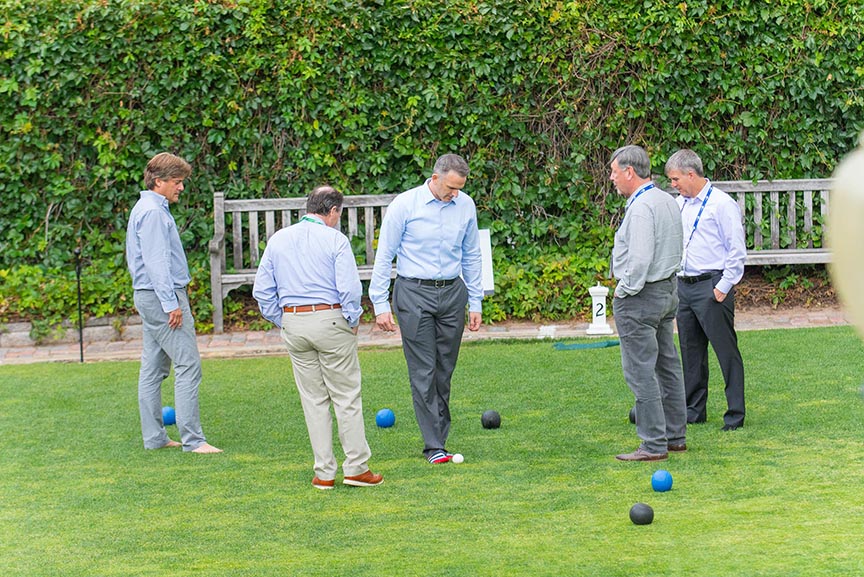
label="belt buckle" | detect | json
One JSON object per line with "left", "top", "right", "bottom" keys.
{"left": 434, "top": 279, "right": 446, "bottom": 288}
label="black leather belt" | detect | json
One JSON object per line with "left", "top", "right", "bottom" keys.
{"left": 399, "top": 276, "right": 458, "bottom": 288}
{"left": 678, "top": 271, "right": 721, "bottom": 284}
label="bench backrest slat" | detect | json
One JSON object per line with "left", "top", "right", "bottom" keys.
{"left": 248, "top": 211, "right": 260, "bottom": 267}
{"left": 232, "top": 212, "right": 243, "bottom": 270}
{"left": 364, "top": 206, "right": 375, "bottom": 264}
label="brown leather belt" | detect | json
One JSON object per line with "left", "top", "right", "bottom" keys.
{"left": 283, "top": 303, "right": 342, "bottom": 313}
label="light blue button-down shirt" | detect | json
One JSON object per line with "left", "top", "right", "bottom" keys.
{"left": 126, "top": 190, "right": 191, "bottom": 313}
{"left": 369, "top": 180, "right": 484, "bottom": 315}
{"left": 252, "top": 215, "right": 363, "bottom": 328}
{"left": 676, "top": 180, "right": 746, "bottom": 295}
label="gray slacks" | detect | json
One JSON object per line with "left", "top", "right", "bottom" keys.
{"left": 677, "top": 274, "right": 746, "bottom": 427}
{"left": 393, "top": 276, "right": 468, "bottom": 456}
{"left": 613, "top": 278, "right": 687, "bottom": 454}
{"left": 134, "top": 289, "right": 207, "bottom": 451}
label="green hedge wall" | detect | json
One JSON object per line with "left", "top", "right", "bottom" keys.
{"left": 1, "top": 0, "right": 862, "bottom": 328}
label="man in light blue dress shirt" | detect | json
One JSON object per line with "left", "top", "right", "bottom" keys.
{"left": 126, "top": 152, "right": 221, "bottom": 453}
{"left": 666, "top": 149, "right": 747, "bottom": 431}
{"left": 254, "top": 186, "right": 382, "bottom": 489}
{"left": 369, "top": 154, "right": 484, "bottom": 465}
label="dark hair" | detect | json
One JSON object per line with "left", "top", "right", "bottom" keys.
{"left": 433, "top": 153, "right": 470, "bottom": 178}
{"left": 610, "top": 145, "right": 651, "bottom": 179}
{"left": 306, "top": 185, "right": 343, "bottom": 216}
{"left": 144, "top": 152, "right": 192, "bottom": 190}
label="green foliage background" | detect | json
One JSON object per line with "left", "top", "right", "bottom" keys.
{"left": 1, "top": 0, "right": 862, "bottom": 330}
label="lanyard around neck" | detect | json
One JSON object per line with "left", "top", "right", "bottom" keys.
{"left": 626, "top": 183, "right": 655, "bottom": 209}
{"left": 300, "top": 215, "right": 324, "bottom": 225}
{"left": 682, "top": 186, "right": 713, "bottom": 248}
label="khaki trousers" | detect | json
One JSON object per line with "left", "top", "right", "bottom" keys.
{"left": 280, "top": 308, "right": 371, "bottom": 480}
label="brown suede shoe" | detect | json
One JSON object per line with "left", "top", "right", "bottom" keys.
{"left": 615, "top": 448, "right": 668, "bottom": 461}
{"left": 668, "top": 444, "right": 687, "bottom": 452}
{"left": 343, "top": 470, "right": 384, "bottom": 487}
{"left": 312, "top": 476, "right": 335, "bottom": 490}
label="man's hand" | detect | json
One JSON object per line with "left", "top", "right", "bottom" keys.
{"left": 468, "top": 312, "right": 482, "bottom": 332}
{"left": 713, "top": 288, "right": 727, "bottom": 303}
{"left": 167, "top": 308, "right": 183, "bottom": 329}
{"left": 376, "top": 312, "right": 397, "bottom": 332}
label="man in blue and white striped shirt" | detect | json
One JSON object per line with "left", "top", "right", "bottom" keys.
{"left": 126, "top": 152, "right": 221, "bottom": 454}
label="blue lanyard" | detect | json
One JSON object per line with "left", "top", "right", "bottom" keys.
{"left": 626, "top": 183, "right": 655, "bottom": 209}
{"left": 682, "top": 186, "right": 713, "bottom": 248}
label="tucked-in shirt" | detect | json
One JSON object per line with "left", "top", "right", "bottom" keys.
{"left": 252, "top": 215, "right": 362, "bottom": 328}
{"left": 368, "top": 180, "right": 484, "bottom": 315}
{"left": 676, "top": 180, "right": 746, "bottom": 295}
{"left": 612, "top": 184, "right": 683, "bottom": 298}
{"left": 126, "top": 190, "right": 191, "bottom": 313}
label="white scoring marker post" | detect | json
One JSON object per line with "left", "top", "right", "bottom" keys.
{"left": 587, "top": 283, "right": 614, "bottom": 335}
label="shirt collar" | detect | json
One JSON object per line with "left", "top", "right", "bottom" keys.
{"left": 423, "top": 179, "right": 458, "bottom": 205}
{"left": 142, "top": 189, "right": 169, "bottom": 208}
{"left": 693, "top": 179, "right": 712, "bottom": 202}
{"left": 301, "top": 214, "right": 326, "bottom": 225}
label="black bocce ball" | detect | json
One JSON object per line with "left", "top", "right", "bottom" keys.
{"left": 629, "top": 503, "right": 654, "bottom": 525}
{"left": 481, "top": 410, "right": 501, "bottom": 429}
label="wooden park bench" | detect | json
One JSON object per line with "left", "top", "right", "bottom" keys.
{"left": 209, "top": 178, "right": 830, "bottom": 333}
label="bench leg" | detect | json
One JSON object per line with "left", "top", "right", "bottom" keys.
{"left": 210, "top": 258, "right": 224, "bottom": 334}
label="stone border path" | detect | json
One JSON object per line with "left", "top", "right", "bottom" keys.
{"left": 0, "top": 306, "right": 851, "bottom": 366}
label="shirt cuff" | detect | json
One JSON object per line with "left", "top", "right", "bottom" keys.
{"left": 372, "top": 301, "right": 391, "bottom": 316}
{"left": 715, "top": 278, "right": 734, "bottom": 295}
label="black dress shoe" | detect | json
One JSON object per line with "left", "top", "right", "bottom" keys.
{"left": 721, "top": 423, "right": 742, "bottom": 431}
{"left": 687, "top": 417, "right": 706, "bottom": 424}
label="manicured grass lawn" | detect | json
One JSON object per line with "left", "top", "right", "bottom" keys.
{"left": 2, "top": 326, "right": 864, "bottom": 576}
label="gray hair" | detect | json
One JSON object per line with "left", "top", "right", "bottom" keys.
{"left": 433, "top": 154, "right": 470, "bottom": 178}
{"left": 610, "top": 145, "right": 651, "bottom": 179}
{"left": 665, "top": 149, "right": 704, "bottom": 177}
{"left": 306, "top": 185, "right": 343, "bottom": 216}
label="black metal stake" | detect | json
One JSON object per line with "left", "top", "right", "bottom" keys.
{"left": 74, "top": 248, "right": 83, "bottom": 363}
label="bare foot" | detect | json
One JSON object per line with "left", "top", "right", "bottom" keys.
{"left": 191, "top": 443, "right": 223, "bottom": 454}
{"left": 160, "top": 440, "right": 182, "bottom": 449}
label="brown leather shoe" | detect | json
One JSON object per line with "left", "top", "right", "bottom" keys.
{"left": 668, "top": 444, "right": 687, "bottom": 452}
{"left": 312, "top": 476, "right": 335, "bottom": 490}
{"left": 615, "top": 448, "right": 668, "bottom": 461}
{"left": 343, "top": 470, "right": 383, "bottom": 487}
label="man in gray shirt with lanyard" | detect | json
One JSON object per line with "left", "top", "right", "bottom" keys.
{"left": 609, "top": 145, "right": 687, "bottom": 461}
